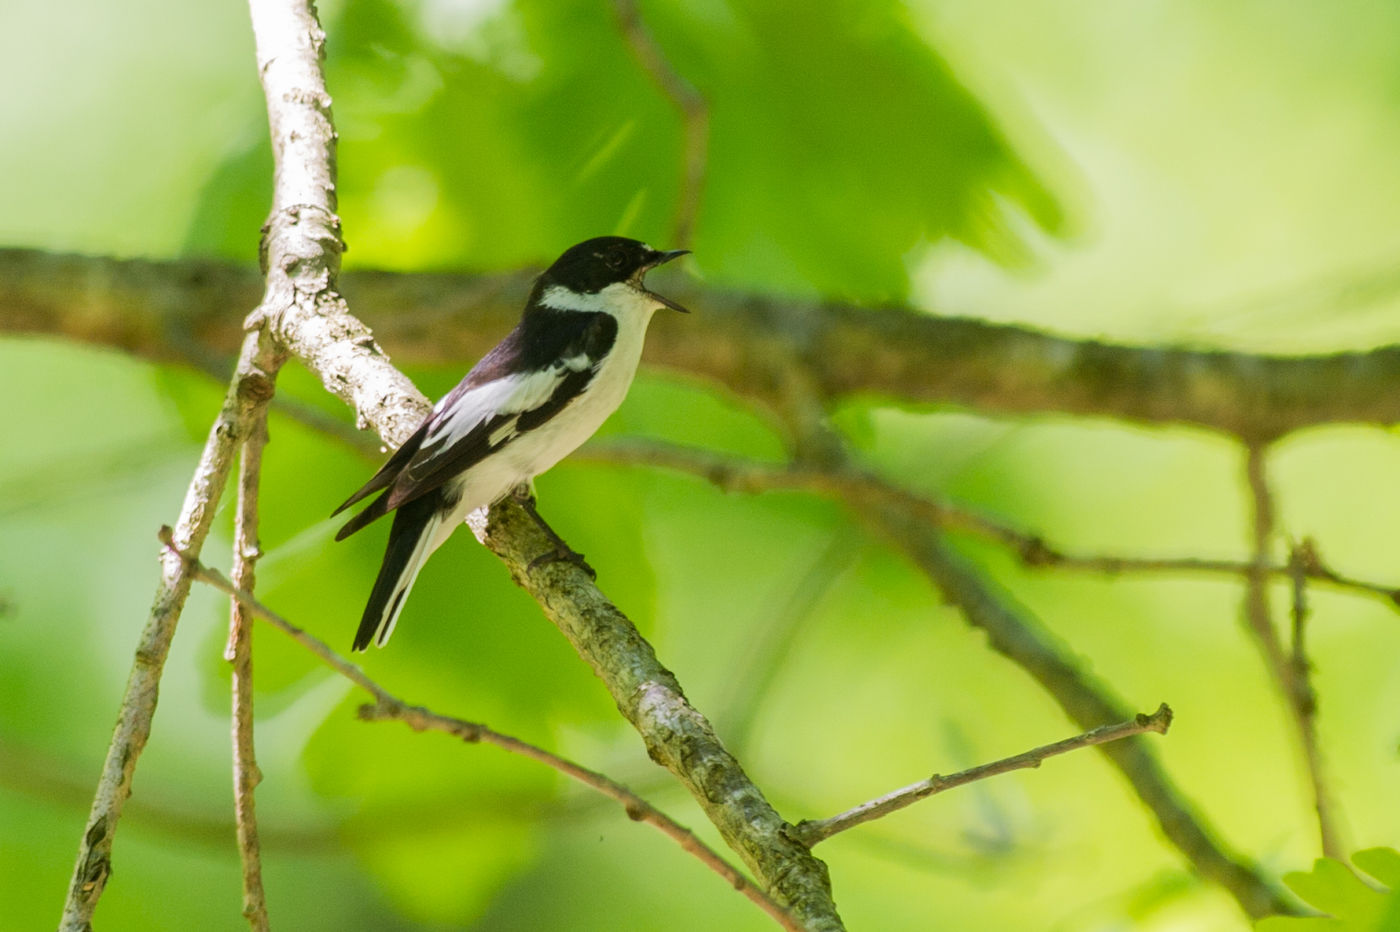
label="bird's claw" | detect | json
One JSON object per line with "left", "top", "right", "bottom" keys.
{"left": 527, "top": 545, "right": 596, "bottom": 579}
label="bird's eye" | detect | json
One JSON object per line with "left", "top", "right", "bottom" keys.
{"left": 605, "top": 249, "right": 627, "bottom": 271}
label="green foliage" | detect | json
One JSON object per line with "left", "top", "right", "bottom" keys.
{"left": 5, "top": 0, "right": 1400, "bottom": 930}
{"left": 186, "top": 0, "right": 1059, "bottom": 299}
{"left": 1257, "top": 849, "right": 1400, "bottom": 932}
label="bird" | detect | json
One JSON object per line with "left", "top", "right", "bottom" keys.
{"left": 332, "top": 236, "right": 689, "bottom": 652}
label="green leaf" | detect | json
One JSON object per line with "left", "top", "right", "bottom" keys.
{"left": 1258, "top": 850, "right": 1400, "bottom": 931}
{"left": 1354, "top": 848, "right": 1400, "bottom": 890}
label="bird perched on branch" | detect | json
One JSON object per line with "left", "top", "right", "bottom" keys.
{"left": 333, "top": 236, "right": 689, "bottom": 651}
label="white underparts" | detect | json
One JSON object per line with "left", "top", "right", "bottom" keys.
{"left": 428, "top": 282, "right": 661, "bottom": 555}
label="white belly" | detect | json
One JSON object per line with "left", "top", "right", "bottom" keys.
{"left": 430, "top": 296, "right": 656, "bottom": 551}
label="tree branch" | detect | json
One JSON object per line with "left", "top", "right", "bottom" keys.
{"left": 158, "top": 529, "right": 803, "bottom": 932}
{"left": 166, "top": 1, "right": 846, "bottom": 926}
{"left": 599, "top": 430, "right": 1294, "bottom": 918}
{"left": 11, "top": 249, "right": 1400, "bottom": 438}
{"left": 869, "top": 509, "right": 1294, "bottom": 917}
{"left": 225, "top": 409, "right": 271, "bottom": 930}
{"left": 58, "top": 329, "right": 283, "bottom": 930}
{"left": 582, "top": 439, "right": 1400, "bottom": 609}
{"left": 467, "top": 501, "right": 844, "bottom": 929}
{"left": 792, "top": 705, "right": 1174, "bottom": 847}
{"left": 59, "top": 0, "right": 340, "bottom": 922}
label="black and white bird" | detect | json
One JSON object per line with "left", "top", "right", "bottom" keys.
{"left": 332, "top": 236, "right": 689, "bottom": 651}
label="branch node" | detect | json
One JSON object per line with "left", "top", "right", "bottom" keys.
{"left": 1138, "top": 703, "right": 1174, "bottom": 734}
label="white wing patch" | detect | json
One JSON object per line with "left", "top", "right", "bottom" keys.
{"left": 488, "top": 416, "right": 520, "bottom": 447}
{"left": 424, "top": 367, "right": 571, "bottom": 453}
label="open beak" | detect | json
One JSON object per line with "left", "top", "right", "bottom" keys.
{"left": 639, "top": 248, "right": 691, "bottom": 313}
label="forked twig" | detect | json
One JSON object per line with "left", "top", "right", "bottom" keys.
{"left": 157, "top": 529, "right": 802, "bottom": 932}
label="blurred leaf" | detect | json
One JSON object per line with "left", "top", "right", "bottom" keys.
{"left": 185, "top": 0, "right": 1061, "bottom": 295}
{"left": 1354, "top": 848, "right": 1400, "bottom": 889}
{"left": 1257, "top": 851, "right": 1400, "bottom": 931}
{"left": 303, "top": 691, "right": 551, "bottom": 924}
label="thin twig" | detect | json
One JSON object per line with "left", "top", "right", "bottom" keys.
{"left": 1288, "top": 539, "right": 1342, "bottom": 859}
{"left": 358, "top": 705, "right": 802, "bottom": 932}
{"left": 582, "top": 438, "right": 1400, "bottom": 609}
{"left": 1242, "top": 445, "right": 1340, "bottom": 859}
{"left": 613, "top": 0, "right": 709, "bottom": 248}
{"left": 226, "top": 412, "right": 271, "bottom": 929}
{"left": 473, "top": 500, "right": 845, "bottom": 930}
{"left": 157, "top": 529, "right": 801, "bottom": 932}
{"left": 742, "top": 393, "right": 1293, "bottom": 919}
{"left": 58, "top": 332, "right": 282, "bottom": 931}
{"left": 793, "top": 705, "right": 1174, "bottom": 847}
{"left": 61, "top": 0, "right": 341, "bottom": 921}
{"left": 1242, "top": 443, "right": 1288, "bottom": 668}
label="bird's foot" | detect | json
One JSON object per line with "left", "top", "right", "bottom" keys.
{"left": 511, "top": 484, "right": 596, "bottom": 578}
{"left": 528, "top": 544, "right": 596, "bottom": 579}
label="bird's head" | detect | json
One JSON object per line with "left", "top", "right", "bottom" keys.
{"left": 537, "top": 236, "right": 690, "bottom": 315}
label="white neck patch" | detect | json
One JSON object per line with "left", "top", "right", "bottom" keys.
{"left": 540, "top": 281, "right": 663, "bottom": 318}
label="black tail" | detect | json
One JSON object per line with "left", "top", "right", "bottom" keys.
{"left": 353, "top": 494, "right": 442, "bottom": 651}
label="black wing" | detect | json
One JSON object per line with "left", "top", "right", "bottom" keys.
{"left": 332, "top": 310, "right": 617, "bottom": 539}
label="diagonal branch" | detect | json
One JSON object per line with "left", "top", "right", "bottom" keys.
{"left": 229, "top": 0, "right": 845, "bottom": 926}
{"left": 792, "top": 705, "right": 1174, "bottom": 847}
{"left": 159, "top": 529, "right": 803, "bottom": 932}
{"left": 468, "top": 501, "right": 844, "bottom": 929}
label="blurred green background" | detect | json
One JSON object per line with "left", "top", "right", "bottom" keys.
{"left": 4, "top": 0, "right": 1400, "bottom": 929}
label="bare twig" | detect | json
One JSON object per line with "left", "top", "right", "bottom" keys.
{"left": 60, "top": 0, "right": 341, "bottom": 921}
{"left": 865, "top": 501, "right": 1294, "bottom": 917}
{"left": 1242, "top": 443, "right": 1289, "bottom": 670}
{"left": 158, "top": 530, "right": 801, "bottom": 931}
{"left": 59, "top": 332, "right": 282, "bottom": 931}
{"left": 793, "top": 705, "right": 1174, "bottom": 847}
{"left": 1242, "top": 446, "right": 1340, "bottom": 859}
{"left": 1286, "top": 540, "right": 1341, "bottom": 857}
{"left": 613, "top": 0, "right": 709, "bottom": 248}
{"left": 697, "top": 382, "right": 1292, "bottom": 920}
{"left": 225, "top": 412, "right": 271, "bottom": 930}
{"left": 358, "top": 704, "right": 803, "bottom": 932}
{"left": 583, "top": 439, "right": 1400, "bottom": 609}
